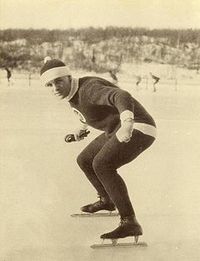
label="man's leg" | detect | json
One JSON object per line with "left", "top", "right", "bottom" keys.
{"left": 77, "top": 133, "right": 113, "bottom": 202}
{"left": 92, "top": 130, "right": 155, "bottom": 238}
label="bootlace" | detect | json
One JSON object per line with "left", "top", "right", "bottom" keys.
{"left": 96, "top": 194, "right": 113, "bottom": 206}
{"left": 93, "top": 195, "right": 104, "bottom": 207}
{"left": 119, "top": 216, "right": 135, "bottom": 226}
{"left": 119, "top": 217, "right": 126, "bottom": 226}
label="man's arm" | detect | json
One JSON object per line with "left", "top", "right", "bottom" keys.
{"left": 86, "top": 84, "right": 135, "bottom": 143}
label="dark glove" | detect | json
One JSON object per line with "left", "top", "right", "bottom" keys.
{"left": 65, "top": 130, "right": 90, "bottom": 143}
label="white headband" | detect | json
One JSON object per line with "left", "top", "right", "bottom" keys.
{"left": 40, "top": 66, "right": 69, "bottom": 85}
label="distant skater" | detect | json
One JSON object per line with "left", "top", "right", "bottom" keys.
{"left": 109, "top": 70, "right": 118, "bottom": 84}
{"left": 135, "top": 75, "right": 142, "bottom": 90}
{"left": 91, "top": 49, "right": 96, "bottom": 64}
{"left": 5, "top": 67, "right": 12, "bottom": 86}
{"left": 150, "top": 72, "right": 160, "bottom": 92}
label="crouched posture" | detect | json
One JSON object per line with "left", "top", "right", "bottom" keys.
{"left": 40, "top": 58, "right": 157, "bottom": 240}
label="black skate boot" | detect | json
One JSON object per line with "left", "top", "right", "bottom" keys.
{"left": 81, "top": 196, "right": 115, "bottom": 213}
{"left": 100, "top": 215, "right": 143, "bottom": 241}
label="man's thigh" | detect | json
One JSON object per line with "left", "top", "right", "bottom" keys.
{"left": 95, "top": 130, "right": 154, "bottom": 169}
{"left": 78, "top": 133, "right": 108, "bottom": 163}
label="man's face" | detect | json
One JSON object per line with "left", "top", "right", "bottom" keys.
{"left": 47, "top": 76, "right": 71, "bottom": 99}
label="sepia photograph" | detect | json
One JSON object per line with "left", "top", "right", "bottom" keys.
{"left": 0, "top": 0, "right": 200, "bottom": 260}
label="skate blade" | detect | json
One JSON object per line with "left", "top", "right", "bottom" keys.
{"left": 71, "top": 212, "right": 119, "bottom": 217}
{"left": 90, "top": 242, "right": 147, "bottom": 249}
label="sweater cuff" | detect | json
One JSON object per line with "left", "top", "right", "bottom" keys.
{"left": 120, "top": 110, "right": 134, "bottom": 122}
{"left": 79, "top": 122, "right": 88, "bottom": 130}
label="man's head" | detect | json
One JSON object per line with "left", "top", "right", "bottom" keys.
{"left": 40, "top": 57, "right": 71, "bottom": 99}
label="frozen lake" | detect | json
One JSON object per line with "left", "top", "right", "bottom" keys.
{"left": 0, "top": 76, "right": 200, "bottom": 261}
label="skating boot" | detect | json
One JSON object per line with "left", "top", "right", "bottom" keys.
{"left": 100, "top": 215, "right": 143, "bottom": 243}
{"left": 81, "top": 196, "right": 115, "bottom": 213}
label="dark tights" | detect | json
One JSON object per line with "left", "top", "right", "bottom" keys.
{"left": 77, "top": 130, "right": 155, "bottom": 218}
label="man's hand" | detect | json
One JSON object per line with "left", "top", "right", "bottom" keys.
{"left": 65, "top": 129, "right": 90, "bottom": 143}
{"left": 116, "top": 119, "right": 134, "bottom": 143}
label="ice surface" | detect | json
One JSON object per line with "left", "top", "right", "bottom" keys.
{"left": 0, "top": 75, "right": 200, "bottom": 261}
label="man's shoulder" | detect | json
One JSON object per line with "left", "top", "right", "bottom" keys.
{"left": 79, "top": 76, "right": 107, "bottom": 85}
{"left": 79, "top": 76, "right": 119, "bottom": 90}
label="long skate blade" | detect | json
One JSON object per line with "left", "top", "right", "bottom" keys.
{"left": 71, "top": 212, "right": 119, "bottom": 217}
{"left": 90, "top": 242, "right": 148, "bottom": 249}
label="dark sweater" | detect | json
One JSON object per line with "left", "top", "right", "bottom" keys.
{"left": 69, "top": 77, "right": 156, "bottom": 135}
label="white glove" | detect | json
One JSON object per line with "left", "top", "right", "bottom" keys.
{"left": 116, "top": 110, "right": 134, "bottom": 143}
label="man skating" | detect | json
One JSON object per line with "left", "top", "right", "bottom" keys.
{"left": 40, "top": 58, "right": 157, "bottom": 242}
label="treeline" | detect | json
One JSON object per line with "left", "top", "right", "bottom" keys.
{"left": 0, "top": 27, "right": 200, "bottom": 46}
{"left": 0, "top": 27, "right": 200, "bottom": 73}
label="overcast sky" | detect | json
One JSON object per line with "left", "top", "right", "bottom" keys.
{"left": 0, "top": 0, "right": 200, "bottom": 30}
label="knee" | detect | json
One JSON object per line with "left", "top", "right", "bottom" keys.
{"left": 77, "top": 153, "right": 91, "bottom": 171}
